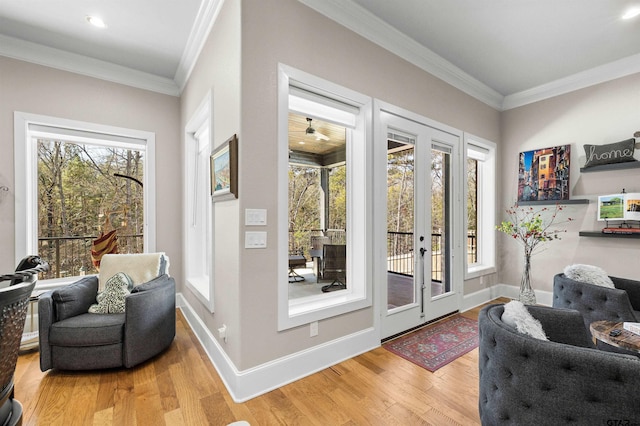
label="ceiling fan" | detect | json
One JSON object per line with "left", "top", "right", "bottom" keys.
{"left": 303, "top": 117, "right": 330, "bottom": 141}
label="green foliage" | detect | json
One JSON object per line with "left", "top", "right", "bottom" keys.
{"left": 496, "top": 203, "right": 572, "bottom": 257}
{"left": 37, "top": 139, "right": 144, "bottom": 277}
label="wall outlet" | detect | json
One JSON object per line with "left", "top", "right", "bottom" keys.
{"left": 218, "top": 324, "right": 227, "bottom": 343}
{"left": 310, "top": 321, "right": 318, "bottom": 337}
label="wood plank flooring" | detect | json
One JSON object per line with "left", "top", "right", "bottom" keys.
{"left": 14, "top": 299, "right": 508, "bottom": 425}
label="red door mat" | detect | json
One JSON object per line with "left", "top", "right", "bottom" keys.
{"left": 384, "top": 315, "right": 479, "bottom": 372}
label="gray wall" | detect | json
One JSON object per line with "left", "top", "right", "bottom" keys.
{"left": 0, "top": 55, "right": 181, "bottom": 278}
{"left": 235, "top": 0, "right": 499, "bottom": 370}
{"left": 500, "top": 73, "right": 640, "bottom": 292}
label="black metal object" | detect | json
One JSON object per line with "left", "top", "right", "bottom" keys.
{"left": 0, "top": 256, "right": 50, "bottom": 285}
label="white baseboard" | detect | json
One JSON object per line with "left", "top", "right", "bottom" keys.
{"left": 176, "top": 283, "right": 550, "bottom": 402}
{"left": 176, "top": 293, "right": 380, "bottom": 402}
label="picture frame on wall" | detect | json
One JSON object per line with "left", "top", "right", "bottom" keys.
{"left": 517, "top": 144, "right": 571, "bottom": 202}
{"left": 211, "top": 134, "right": 238, "bottom": 201}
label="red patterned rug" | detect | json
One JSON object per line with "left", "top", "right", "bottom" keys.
{"left": 383, "top": 315, "right": 479, "bottom": 372}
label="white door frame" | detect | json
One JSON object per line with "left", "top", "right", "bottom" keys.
{"left": 373, "top": 101, "right": 464, "bottom": 339}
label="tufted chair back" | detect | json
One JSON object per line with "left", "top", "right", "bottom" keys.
{"left": 553, "top": 273, "right": 640, "bottom": 331}
{"left": 479, "top": 304, "right": 640, "bottom": 425}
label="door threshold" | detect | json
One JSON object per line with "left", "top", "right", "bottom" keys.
{"left": 381, "top": 310, "right": 459, "bottom": 343}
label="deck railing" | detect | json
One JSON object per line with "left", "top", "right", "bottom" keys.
{"left": 386, "top": 231, "right": 477, "bottom": 281}
{"left": 290, "top": 229, "right": 477, "bottom": 282}
{"left": 37, "top": 234, "right": 143, "bottom": 279}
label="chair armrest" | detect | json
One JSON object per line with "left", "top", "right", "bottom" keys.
{"left": 612, "top": 276, "right": 640, "bottom": 312}
{"left": 38, "top": 290, "right": 55, "bottom": 371}
{"left": 51, "top": 276, "right": 99, "bottom": 321}
{"left": 123, "top": 275, "right": 176, "bottom": 368}
{"left": 527, "top": 305, "right": 594, "bottom": 348}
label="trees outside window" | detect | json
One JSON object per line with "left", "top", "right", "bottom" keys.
{"left": 37, "top": 139, "right": 144, "bottom": 279}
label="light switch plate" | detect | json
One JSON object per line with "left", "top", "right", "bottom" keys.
{"left": 245, "top": 231, "right": 267, "bottom": 248}
{"left": 245, "top": 208, "right": 267, "bottom": 226}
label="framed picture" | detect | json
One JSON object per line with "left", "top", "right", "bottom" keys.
{"left": 210, "top": 134, "right": 238, "bottom": 201}
{"left": 517, "top": 144, "right": 571, "bottom": 202}
{"left": 598, "top": 193, "right": 640, "bottom": 221}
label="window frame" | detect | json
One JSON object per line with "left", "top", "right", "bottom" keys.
{"left": 277, "top": 64, "right": 373, "bottom": 331}
{"left": 183, "top": 92, "right": 215, "bottom": 312}
{"left": 14, "top": 112, "right": 156, "bottom": 290}
{"left": 464, "top": 133, "right": 497, "bottom": 279}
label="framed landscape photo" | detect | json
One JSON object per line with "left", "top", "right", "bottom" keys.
{"left": 598, "top": 193, "right": 640, "bottom": 221}
{"left": 210, "top": 134, "right": 238, "bottom": 201}
{"left": 517, "top": 144, "right": 571, "bottom": 202}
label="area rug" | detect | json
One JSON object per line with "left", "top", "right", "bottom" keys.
{"left": 383, "top": 315, "right": 479, "bottom": 372}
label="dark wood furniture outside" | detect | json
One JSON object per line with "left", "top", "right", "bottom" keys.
{"left": 288, "top": 255, "right": 307, "bottom": 282}
{"left": 590, "top": 320, "right": 640, "bottom": 353}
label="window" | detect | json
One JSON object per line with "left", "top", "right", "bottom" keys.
{"left": 184, "top": 92, "right": 214, "bottom": 312}
{"left": 278, "top": 64, "right": 372, "bottom": 330}
{"left": 465, "top": 134, "right": 496, "bottom": 278}
{"left": 14, "top": 112, "right": 156, "bottom": 288}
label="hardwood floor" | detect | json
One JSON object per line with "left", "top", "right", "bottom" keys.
{"left": 14, "top": 299, "right": 508, "bottom": 425}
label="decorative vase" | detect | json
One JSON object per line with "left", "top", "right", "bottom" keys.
{"left": 518, "top": 253, "right": 536, "bottom": 305}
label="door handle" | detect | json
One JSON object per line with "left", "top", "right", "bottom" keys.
{"left": 420, "top": 247, "right": 426, "bottom": 257}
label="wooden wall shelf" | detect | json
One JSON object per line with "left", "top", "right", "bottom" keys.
{"left": 518, "top": 199, "right": 589, "bottom": 206}
{"left": 579, "top": 231, "right": 640, "bottom": 239}
{"left": 580, "top": 161, "right": 640, "bottom": 173}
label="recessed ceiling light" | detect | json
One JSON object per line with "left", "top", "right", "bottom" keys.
{"left": 86, "top": 15, "right": 107, "bottom": 28}
{"left": 622, "top": 7, "right": 640, "bottom": 19}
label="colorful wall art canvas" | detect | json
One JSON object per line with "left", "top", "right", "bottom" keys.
{"left": 518, "top": 145, "right": 571, "bottom": 202}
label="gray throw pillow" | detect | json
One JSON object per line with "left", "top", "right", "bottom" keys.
{"left": 583, "top": 138, "right": 636, "bottom": 168}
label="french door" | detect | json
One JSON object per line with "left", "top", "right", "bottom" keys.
{"left": 379, "top": 110, "right": 460, "bottom": 339}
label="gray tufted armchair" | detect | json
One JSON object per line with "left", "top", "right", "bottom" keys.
{"left": 479, "top": 303, "right": 640, "bottom": 425}
{"left": 553, "top": 273, "right": 640, "bottom": 328}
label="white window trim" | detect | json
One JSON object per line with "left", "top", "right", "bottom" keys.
{"left": 277, "top": 64, "right": 373, "bottom": 331}
{"left": 183, "top": 91, "right": 215, "bottom": 312}
{"left": 14, "top": 112, "right": 156, "bottom": 289}
{"left": 464, "top": 133, "right": 497, "bottom": 279}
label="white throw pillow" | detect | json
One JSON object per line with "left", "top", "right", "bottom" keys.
{"left": 502, "top": 300, "right": 548, "bottom": 340}
{"left": 563, "top": 264, "right": 614, "bottom": 288}
{"left": 89, "top": 272, "right": 132, "bottom": 314}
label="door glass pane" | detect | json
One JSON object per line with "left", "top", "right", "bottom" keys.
{"left": 386, "top": 140, "right": 415, "bottom": 310}
{"left": 467, "top": 158, "right": 478, "bottom": 265}
{"left": 431, "top": 147, "right": 451, "bottom": 297}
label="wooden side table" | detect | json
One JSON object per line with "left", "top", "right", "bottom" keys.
{"left": 590, "top": 320, "right": 640, "bottom": 353}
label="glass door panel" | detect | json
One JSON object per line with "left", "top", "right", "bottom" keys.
{"left": 386, "top": 141, "right": 415, "bottom": 311}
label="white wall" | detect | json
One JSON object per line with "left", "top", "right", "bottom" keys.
{"left": 500, "top": 73, "right": 640, "bottom": 292}
{"left": 0, "top": 56, "right": 181, "bottom": 277}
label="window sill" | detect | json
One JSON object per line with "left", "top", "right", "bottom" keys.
{"left": 466, "top": 265, "right": 496, "bottom": 280}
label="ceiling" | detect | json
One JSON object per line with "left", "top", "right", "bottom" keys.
{"left": 1, "top": 0, "right": 640, "bottom": 109}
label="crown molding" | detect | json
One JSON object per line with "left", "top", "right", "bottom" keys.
{"left": 298, "top": 0, "right": 640, "bottom": 112}
{"left": 174, "top": 0, "right": 225, "bottom": 93}
{"left": 0, "top": 34, "right": 180, "bottom": 96}
{"left": 297, "top": 0, "right": 504, "bottom": 110}
{"left": 502, "top": 52, "right": 640, "bottom": 110}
